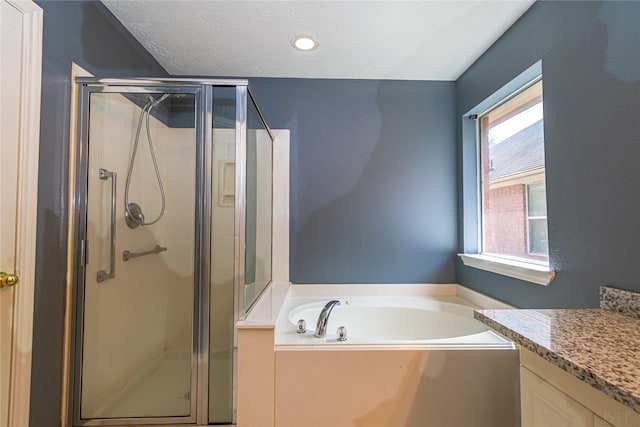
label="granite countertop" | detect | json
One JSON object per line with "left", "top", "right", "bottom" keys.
{"left": 474, "top": 286, "right": 640, "bottom": 414}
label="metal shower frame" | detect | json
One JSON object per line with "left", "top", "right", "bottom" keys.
{"left": 69, "top": 77, "right": 273, "bottom": 426}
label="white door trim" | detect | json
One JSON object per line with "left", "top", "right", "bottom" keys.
{"left": 4, "top": 1, "right": 42, "bottom": 425}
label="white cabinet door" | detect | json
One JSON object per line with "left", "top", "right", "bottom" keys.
{"left": 521, "top": 366, "right": 593, "bottom": 427}
{"left": 0, "top": 1, "right": 42, "bottom": 426}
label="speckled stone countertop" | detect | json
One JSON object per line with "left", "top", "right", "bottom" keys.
{"left": 474, "top": 286, "right": 640, "bottom": 413}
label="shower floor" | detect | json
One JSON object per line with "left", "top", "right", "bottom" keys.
{"left": 93, "top": 350, "right": 191, "bottom": 419}
{"left": 90, "top": 350, "right": 234, "bottom": 421}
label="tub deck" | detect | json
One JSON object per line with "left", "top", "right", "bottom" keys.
{"left": 277, "top": 294, "right": 515, "bottom": 347}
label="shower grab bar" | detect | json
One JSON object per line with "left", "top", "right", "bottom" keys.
{"left": 97, "top": 168, "right": 116, "bottom": 283}
{"left": 122, "top": 245, "right": 167, "bottom": 261}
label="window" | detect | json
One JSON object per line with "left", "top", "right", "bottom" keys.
{"left": 459, "top": 62, "right": 553, "bottom": 285}
{"left": 479, "top": 79, "right": 549, "bottom": 265}
{"left": 527, "top": 182, "right": 548, "bottom": 256}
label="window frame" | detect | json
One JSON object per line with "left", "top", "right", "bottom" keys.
{"left": 478, "top": 78, "right": 546, "bottom": 262}
{"left": 526, "top": 181, "right": 548, "bottom": 256}
{"left": 458, "top": 60, "right": 555, "bottom": 286}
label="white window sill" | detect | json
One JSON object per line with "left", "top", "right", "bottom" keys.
{"left": 458, "top": 253, "right": 555, "bottom": 286}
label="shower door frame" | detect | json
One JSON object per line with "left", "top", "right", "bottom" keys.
{"left": 68, "top": 78, "right": 253, "bottom": 426}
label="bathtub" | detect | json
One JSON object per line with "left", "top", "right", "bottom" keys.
{"left": 262, "top": 286, "right": 521, "bottom": 427}
{"left": 278, "top": 296, "right": 512, "bottom": 347}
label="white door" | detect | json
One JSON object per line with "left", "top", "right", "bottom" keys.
{"left": 0, "top": 1, "right": 42, "bottom": 426}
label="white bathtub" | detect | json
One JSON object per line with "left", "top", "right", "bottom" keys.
{"left": 264, "top": 287, "right": 520, "bottom": 427}
{"left": 277, "top": 295, "right": 512, "bottom": 347}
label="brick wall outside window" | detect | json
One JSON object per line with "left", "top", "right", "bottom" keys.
{"left": 486, "top": 184, "right": 527, "bottom": 258}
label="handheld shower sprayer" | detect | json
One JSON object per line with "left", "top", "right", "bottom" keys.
{"left": 124, "top": 93, "right": 171, "bottom": 229}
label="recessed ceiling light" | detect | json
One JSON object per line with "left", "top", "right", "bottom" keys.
{"left": 292, "top": 34, "right": 318, "bottom": 51}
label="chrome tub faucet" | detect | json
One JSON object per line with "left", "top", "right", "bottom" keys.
{"left": 315, "top": 300, "right": 341, "bottom": 337}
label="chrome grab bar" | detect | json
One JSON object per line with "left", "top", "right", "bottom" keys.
{"left": 122, "top": 245, "right": 167, "bottom": 261}
{"left": 97, "top": 168, "right": 116, "bottom": 283}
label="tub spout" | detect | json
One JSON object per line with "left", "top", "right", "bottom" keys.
{"left": 315, "top": 300, "right": 341, "bottom": 338}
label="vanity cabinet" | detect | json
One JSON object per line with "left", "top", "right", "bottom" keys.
{"left": 521, "top": 366, "right": 592, "bottom": 426}
{"left": 520, "top": 348, "right": 635, "bottom": 427}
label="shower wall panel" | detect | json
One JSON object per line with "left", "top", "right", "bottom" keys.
{"left": 162, "top": 126, "right": 196, "bottom": 353}
{"left": 209, "top": 129, "right": 236, "bottom": 422}
{"left": 210, "top": 130, "right": 236, "bottom": 348}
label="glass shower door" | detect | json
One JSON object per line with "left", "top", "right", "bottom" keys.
{"left": 208, "top": 86, "right": 236, "bottom": 424}
{"left": 75, "top": 88, "right": 199, "bottom": 424}
{"left": 244, "top": 95, "right": 273, "bottom": 311}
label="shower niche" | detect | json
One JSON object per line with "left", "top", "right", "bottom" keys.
{"left": 69, "top": 79, "right": 273, "bottom": 426}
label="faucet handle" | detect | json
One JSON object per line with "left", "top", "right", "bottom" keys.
{"left": 337, "top": 326, "right": 347, "bottom": 341}
{"left": 296, "top": 319, "right": 307, "bottom": 334}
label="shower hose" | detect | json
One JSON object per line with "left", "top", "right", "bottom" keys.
{"left": 124, "top": 93, "right": 169, "bottom": 227}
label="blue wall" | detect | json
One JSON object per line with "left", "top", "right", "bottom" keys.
{"left": 250, "top": 78, "right": 457, "bottom": 283}
{"left": 31, "top": 2, "right": 167, "bottom": 425}
{"left": 456, "top": 0, "right": 640, "bottom": 308}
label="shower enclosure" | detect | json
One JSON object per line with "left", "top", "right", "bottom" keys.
{"left": 69, "top": 79, "right": 273, "bottom": 426}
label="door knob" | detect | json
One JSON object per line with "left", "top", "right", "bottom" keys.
{"left": 0, "top": 272, "right": 19, "bottom": 288}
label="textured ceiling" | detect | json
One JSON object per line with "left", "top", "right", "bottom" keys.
{"left": 102, "top": 0, "right": 535, "bottom": 81}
